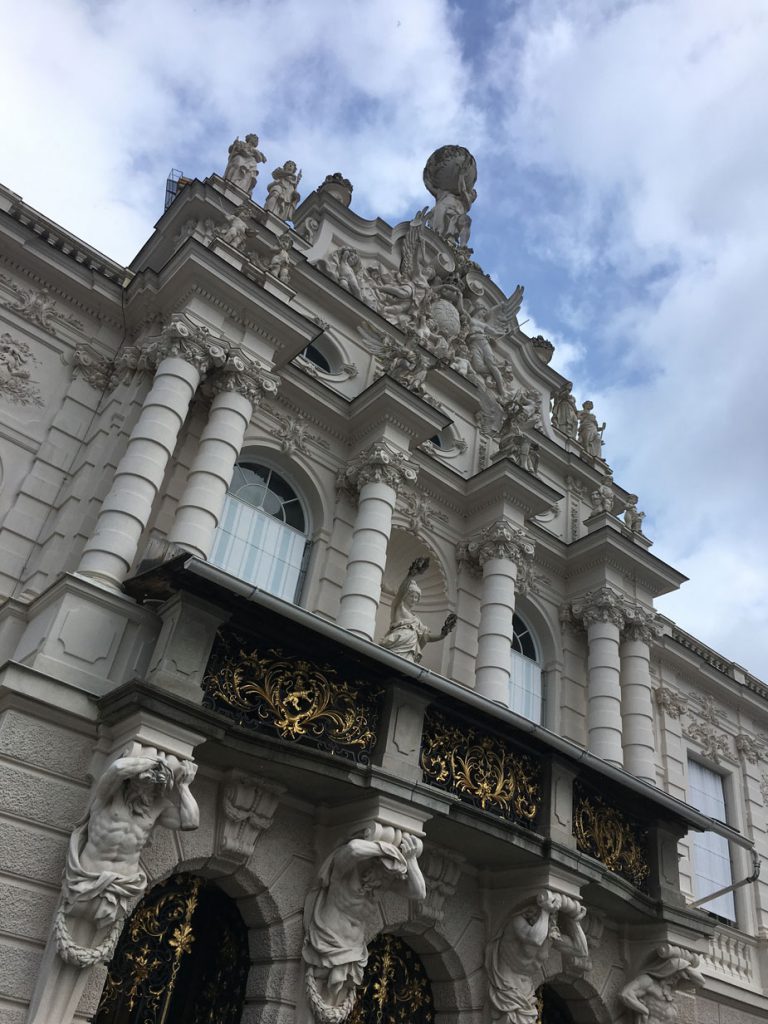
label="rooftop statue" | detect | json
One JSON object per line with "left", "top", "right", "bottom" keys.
{"left": 551, "top": 382, "right": 578, "bottom": 438}
{"left": 578, "top": 400, "right": 605, "bottom": 458}
{"left": 591, "top": 471, "right": 615, "bottom": 514}
{"left": 265, "top": 160, "right": 302, "bottom": 221}
{"left": 623, "top": 494, "right": 645, "bottom": 535}
{"left": 380, "top": 558, "right": 456, "bottom": 663}
{"left": 423, "top": 145, "right": 478, "bottom": 245}
{"left": 223, "top": 133, "right": 266, "bottom": 197}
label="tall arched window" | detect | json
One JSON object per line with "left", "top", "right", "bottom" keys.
{"left": 510, "top": 613, "right": 543, "bottom": 723}
{"left": 209, "top": 461, "right": 309, "bottom": 602}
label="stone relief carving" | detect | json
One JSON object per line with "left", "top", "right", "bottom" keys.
{"left": 210, "top": 349, "right": 279, "bottom": 405}
{"left": 577, "top": 400, "right": 605, "bottom": 459}
{"left": 215, "top": 770, "right": 284, "bottom": 870}
{"left": 379, "top": 558, "right": 456, "bottom": 663}
{"left": 265, "top": 160, "right": 302, "bottom": 221}
{"left": 654, "top": 686, "right": 688, "bottom": 719}
{"left": 760, "top": 773, "right": 768, "bottom": 804}
{"left": 54, "top": 744, "right": 199, "bottom": 967}
{"left": 551, "top": 382, "right": 578, "bottom": 438}
{"left": 223, "top": 133, "right": 266, "bottom": 196}
{"left": 0, "top": 331, "right": 43, "bottom": 406}
{"left": 566, "top": 475, "right": 586, "bottom": 541}
{"left": 407, "top": 844, "right": 463, "bottom": 926}
{"left": 72, "top": 343, "right": 120, "bottom": 392}
{"left": 217, "top": 206, "right": 263, "bottom": 253}
{"left": 488, "top": 890, "right": 589, "bottom": 1024}
{"left": 268, "top": 410, "right": 330, "bottom": 455}
{"left": 303, "top": 825, "right": 426, "bottom": 1023}
{"left": 299, "top": 216, "right": 320, "bottom": 243}
{"left": 620, "top": 945, "right": 705, "bottom": 1024}
{"left": 0, "top": 273, "right": 83, "bottom": 336}
{"left": 735, "top": 733, "right": 763, "bottom": 765}
{"left": 421, "top": 145, "right": 477, "bottom": 246}
{"left": 397, "top": 489, "right": 448, "bottom": 533}
{"left": 590, "top": 471, "right": 615, "bottom": 514}
{"left": 684, "top": 719, "right": 730, "bottom": 763}
{"left": 497, "top": 386, "right": 543, "bottom": 474}
{"left": 173, "top": 215, "right": 218, "bottom": 247}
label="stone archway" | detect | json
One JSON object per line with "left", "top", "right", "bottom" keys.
{"left": 93, "top": 873, "right": 249, "bottom": 1024}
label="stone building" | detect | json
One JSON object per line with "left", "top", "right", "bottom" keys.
{"left": 0, "top": 141, "right": 765, "bottom": 1024}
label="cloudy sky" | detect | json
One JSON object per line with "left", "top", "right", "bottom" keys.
{"left": 2, "top": 0, "right": 767, "bottom": 677}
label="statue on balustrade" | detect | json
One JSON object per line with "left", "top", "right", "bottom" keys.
{"left": 577, "top": 400, "right": 605, "bottom": 458}
{"left": 551, "top": 382, "right": 578, "bottom": 438}
{"left": 303, "top": 825, "right": 426, "bottom": 1023}
{"left": 379, "top": 558, "right": 456, "bottom": 663}
{"left": 590, "top": 472, "right": 615, "bottom": 514}
{"left": 488, "top": 890, "right": 589, "bottom": 1024}
{"left": 223, "top": 133, "right": 266, "bottom": 196}
{"left": 265, "top": 159, "right": 302, "bottom": 221}
{"left": 55, "top": 745, "right": 198, "bottom": 967}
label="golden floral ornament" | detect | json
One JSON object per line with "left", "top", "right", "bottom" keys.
{"left": 573, "top": 786, "right": 649, "bottom": 889}
{"left": 420, "top": 710, "right": 541, "bottom": 825}
{"left": 203, "top": 631, "right": 383, "bottom": 763}
{"left": 348, "top": 934, "right": 435, "bottom": 1024}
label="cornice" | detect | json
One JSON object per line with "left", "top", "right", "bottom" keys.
{"left": 563, "top": 524, "right": 686, "bottom": 597}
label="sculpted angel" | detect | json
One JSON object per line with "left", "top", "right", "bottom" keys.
{"left": 379, "top": 558, "right": 456, "bottom": 663}
{"left": 303, "top": 828, "right": 426, "bottom": 1019}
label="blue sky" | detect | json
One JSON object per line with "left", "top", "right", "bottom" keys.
{"left": 2, "top": 0, "right": 767, "bottom": 676}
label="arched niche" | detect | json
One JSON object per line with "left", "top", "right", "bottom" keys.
{"left": 539, "top": 976, "right": 612, "bottom": 1024}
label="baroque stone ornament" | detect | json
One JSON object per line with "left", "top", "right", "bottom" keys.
{"left": 265, "top": 160, "right": 302, "bottom": 220}
{"left": 268, "top": 409, "right": 330, "bottom": 455}
{"left": 217, "top": 206, "right": 263, "bottom": 252}
{"left": 72, "top": 343, "right": 119, "bottom": 392}
{"left": 488, "top": 891, "right": 589, "bottom": 1024}
{"left": 551, "top": 382, "right": 578, "bottom": 438}
{"left": 567, "top": 586, "right": 627, "bottom": 630}
{"left": 54, "top": 744, "right": 199, "bottom": 968}
{"left": 210, "top": 349, "right": 279, "bottom": 405}
{"left": 654, "top": 686, "right": 688, "bottom": 719}
{"left": 573, "top": 785, "right": 649, "bottom": 889}
{"left": 622, "top": 603, "right": 663, "bottom": 644}
{"left": 735, "top": 733, "right": 763, "bottom": 765}
{"left": 127, "top": 316, "right": 228, "bottom": 377}
{"left": 223, "top": 133, "right": 266, "bottom": 196}
{"left": 318, "top": 172, "right": 353, "bottom": 207}
{"left": 620, "top": 944, "right": 705, "bottom": 1024}
{"left": 215, "top": 771, "right": 284, "bottom": 870}
{"left": 684, "top": 719, "right": 730, "bottom": 763}
{"left": 497, "top": 386, "right": 543, "bottom": 469}
{"left": 339, "top": 440, "right": 418, "bottom": 497}
{"left": 459, "top": 518, "right": 535, "bottom": 577}
{"left": 420, "top": 709, "right": 541, "bottom": 824}
{"left": 590, "top": 471, "right": 615, "bottom": 513}
{"left": 303, "top": 824, "right": 426, "bottom": 1024}
{"left": 623, "top": 494, "right": 646, "bottom": 535}
{"left": 422, "top": 145, "right": 477, "bottom": 245}
{"left": 397, "top": 489, "right": 449, "bottom": 532}
{"left": 264, "top": 231, "right": 294, "bottom": 283}
{"left": 0, "top": 331, "right": 43, "bottom": 406}
{"left": 379, "top": 557, "right": 456, "bottom": 663}
{"left": 202, "top": 631, "right": 383, "bottom": 764}
{"left": 0, "top": 272, "right": 83, "bottom": 335}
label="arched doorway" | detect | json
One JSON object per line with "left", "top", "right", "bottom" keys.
{"left": 349, "top": 933, "right": 434, "bottom": 1024}
{"left": 94, "top": 873, "right": 249, "bottom": 1024}
{"left": 537, "top": 983, "right": 578, "bottom": 1024}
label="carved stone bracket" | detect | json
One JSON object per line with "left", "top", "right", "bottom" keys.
{"left": 212, "top": 770, "right": 285, "bottom": 872}
{"left": 72, "top": 343, "right": 119, "bottom": 392}
{"left": 209, "top": 349, "right": 279, "bottom": 405}
{"left": 339, "top": 440, "right": 418, "bottom": 497}
{"left": 408, "top": 844, "right": 463, "bottom": 927}
{"left": 458, "top": 518, "right": 535, "bottom": 578}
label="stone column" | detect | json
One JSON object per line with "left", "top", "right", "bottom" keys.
{"left": 571, "top": 587, "right": 625, "bottom": 767}
{"left": 461, "top": 519, "right": 534, "bottom": 704}
{"left": 336, "top": 441, "right": 418, "bottom": 639}
{"left": 167, "top": 352, "right": 279, "bottom": 558}
{"left": 621, "top": 607, "right": 662, "bottom": 784}
{"left": 78, "top": 318, "right": 227, "bottom": 590}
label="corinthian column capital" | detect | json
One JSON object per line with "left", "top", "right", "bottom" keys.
{"left": 120, "top": 315, "right": 229, "bottom": 377}
{"left": 339, "top": 440, "right": 419, "bottom": 497}
{"left": 209, "top": 350, "right": 280, "bottom": 405}
{"left": 458, "top": 518, "right": 535, "bottom": 575}
{"left": 568, "top": 586, "right": 626, "bottom": 630}
{"left": 622, "top": 603, "right": 663, "bottom": 644}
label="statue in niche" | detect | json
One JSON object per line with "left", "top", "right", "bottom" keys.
{"left": 590, "top": 472, "right": 615, "bottom": 514}
{"left": 265, "top": 160, "right": 302, "bottom": 221}
{"left": 551, "top": 382, "right": 578, "bottom": 438}
{"left": 577, "top": 400, "right": 605, "bottom": 458}
{"left": 266, "top": 233, "right": 294, "bottom": 284}
{"left": 422, "top": 144, "right": 478, "bottom": 245}
{"left": 303, "top": 825, "right": 426, "bottom": 1022}
{"left": 55, "top": 745, "right": 198, "bottom": 966}
{"left": 223, "top": 134, "right": 266, "bottom": 196}
{"left": 620, "top": 945, "right": 705, "bottom": 1024}
{"left": 379, "top": 558, "right": 456, "bottom": 663}
{"left": 623, "top": 494, "right": 645, "bottom": 535}
{"left": 488, "top": 890, "right": 589, "bottom": 1024}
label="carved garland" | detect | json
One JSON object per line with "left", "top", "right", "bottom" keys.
{"left": 202, "top": 632, "right": 383, "bottom": 764}
{"left": 573, "top": 785, "right": 649, "bottom": 889}
{"left": 420, "top": 710, "right": 541, "bottom": 825}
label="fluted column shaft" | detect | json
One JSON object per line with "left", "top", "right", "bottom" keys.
{"left": 462, "top": 519, "right": 534, "bottom": 705}
{"left": 168, "top": 354, "right": 278, "bottom": 559}
{"left": 620, "top": 612, "right": 660, "bottom": 784}
{"left": 337, "top": 442, "right": 417, "bottom": 639}
{"left": 78, "top": 319, "right": 226, "bottom": 590}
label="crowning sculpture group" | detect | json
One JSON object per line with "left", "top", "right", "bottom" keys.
{"left": 36, "top": 137, "right": 670, "bottom": 1024}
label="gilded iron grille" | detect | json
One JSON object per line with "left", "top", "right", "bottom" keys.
{"left": 348, "top": 933, "right": 434, "bottom": 1024}
{"left": 573, "top": 781, "right": 650, "bottom": 890}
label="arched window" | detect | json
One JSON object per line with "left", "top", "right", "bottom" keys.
{"left": 209, "top": 461, "right": 309, "bottom": 602}
{"left": 510, "top": 612, "right": 543, "bottom": 723}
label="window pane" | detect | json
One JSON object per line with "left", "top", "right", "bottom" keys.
{"left": 510, "top": 651, "right": 542, "bottom": 724}
{"left": 687, "top": 760, "right": 735, "bottom": 920}
{"left": 210, "top": 496, "right": 305, "bottom": 602}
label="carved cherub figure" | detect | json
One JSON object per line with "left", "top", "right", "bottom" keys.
{"left": 303, "top": 826, "right": 426, "bottom": 1018}
{"left": 379, "top": 558, "right": 456, "bottom": 663}
{"left": 267, "top": 233, "right": 294, "bottom": 284}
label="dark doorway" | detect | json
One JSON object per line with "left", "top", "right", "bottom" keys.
{"left": 94, "top": 873, "right": 249, "bottom": 1024}
{"left": 538, "top": 983, "right": 578, "bottom": 1024}
{"left": 349, "top": 933, "right": 434, "bottom": 1024}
